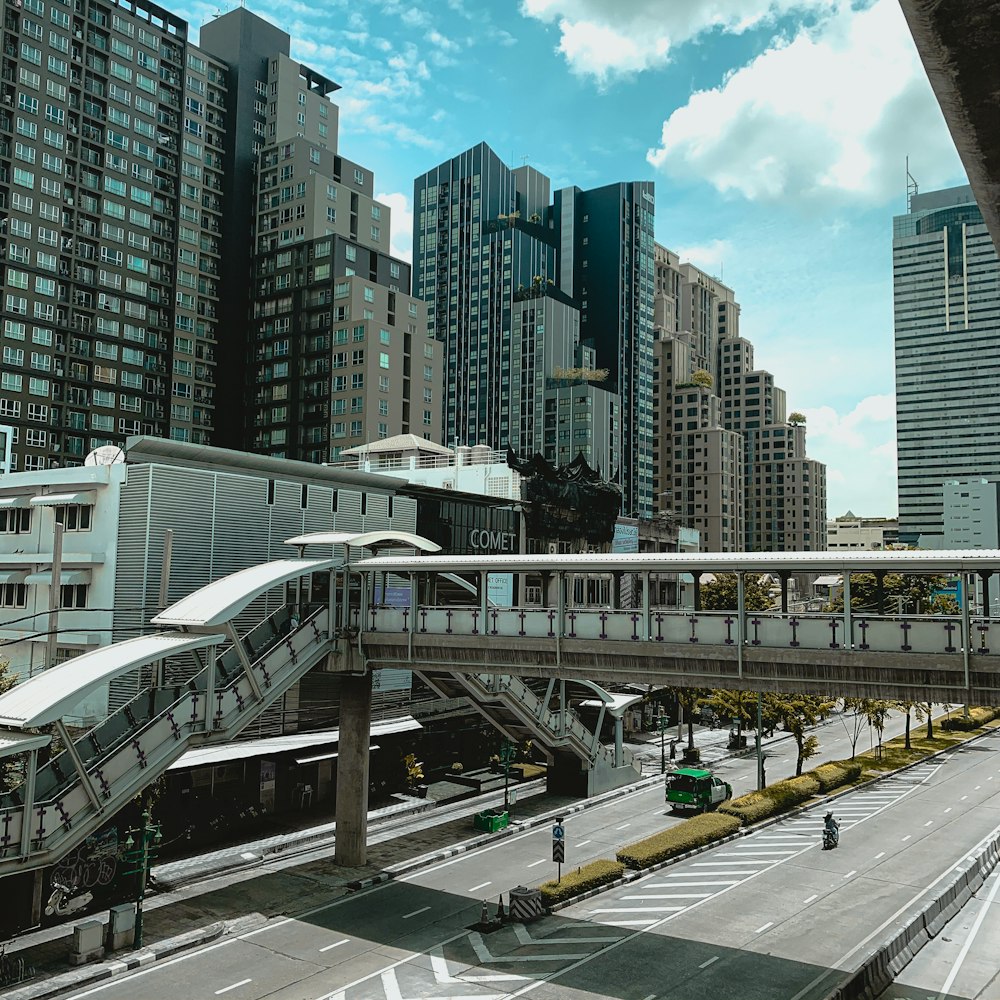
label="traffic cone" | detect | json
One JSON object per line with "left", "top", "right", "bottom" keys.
{"left": 496, "top": 894, "right": 506, "bottom": 923}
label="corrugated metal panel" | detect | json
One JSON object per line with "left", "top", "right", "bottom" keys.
{"left": 333, "top": 490, "right": 363, "bottom": 532}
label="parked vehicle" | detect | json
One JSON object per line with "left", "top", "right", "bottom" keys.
{"left": 665, "top": 767, "right": 733, "bottom": 813}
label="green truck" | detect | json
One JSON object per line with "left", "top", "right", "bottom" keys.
{"left": 664, "top": 767, "right": 733, "bottom": 813}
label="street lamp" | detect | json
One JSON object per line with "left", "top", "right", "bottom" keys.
{"left": 658, "top": 712, "right": 669, "bottom": 773}
{"left": 498, "top": 739, "right": 517, "bottom": 813}
{"left": 123, "top": 810, "right": 162, "bottom": 950}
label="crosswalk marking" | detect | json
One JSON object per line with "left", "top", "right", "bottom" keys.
{"left": 622, "top": 893, "right": 710, "bottom": 900}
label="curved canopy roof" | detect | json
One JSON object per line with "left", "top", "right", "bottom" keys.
{"left": 350, "top": 549, "right": 1000, "bottom": 575}
{"left": 284, "top": 530, "right": 440, "bottom": 552}
{"left": 152, "top": 558, "right": 342, "bottom": 628}
{"left": 0, "top": 729, "right": 51, "bottom": 758}
{"left": 0, "top": 631, "right": 225, "bottom": 729}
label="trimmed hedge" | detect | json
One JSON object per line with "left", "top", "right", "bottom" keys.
{"left": 617, "top": 812, "right": 739, "bottom": 869}
{"left": 720, "top": 773, "right": 819, "bottom": 826}
{"left": 941, "top": 707, "right": 1000, "bottom": 731}
{"left": 539, "top": 859, "right": 624, "bottom": 905}
{"left": 812, "top": 759, "right": 862, "bottom": 792}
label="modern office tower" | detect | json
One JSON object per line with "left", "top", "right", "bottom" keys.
{"left": 893, "top": 185, "right": 1000, "bottom": 547}
{"left": 413, "top": 145, "right": 649, "bottom": 513}
{"left": 553, "top": 181, "right": 656, "bottom": 518}
{"left": 0, "top": 0, "right": 226, "bottom": 473}
{"left": 414, "top": 144, "right": 559, "bottom": 451}
{"left": 653, "top": 244, "right": 826, "bottom": 551}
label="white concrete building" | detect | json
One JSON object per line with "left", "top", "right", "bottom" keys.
{"left": 826, "top": 512, "right": 900, "bottom": 550}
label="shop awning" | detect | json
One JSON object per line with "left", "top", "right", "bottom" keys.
{"left": 30, "top": 492, "right": 96, "bottom": 507}
{"left": 0, "top": 496, "right": 30, "bottom": 509}
{"left": 24, "top": 569, "right": 92, "bottom": 586}
{"left": 295, "top": 744, "right": 380, "bottom": 765}
{"left": 0, "top": 570, "right": 28, "bottom": 585}
{"left": 813, "top": 575, "right": 842, "bottom": 587}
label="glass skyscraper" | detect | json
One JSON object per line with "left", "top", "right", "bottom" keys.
{"left": 893, "top": 185, "right": 1000, "bottom": 546}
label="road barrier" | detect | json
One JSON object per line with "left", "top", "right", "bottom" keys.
{"left": 825, "top": 830, "right": 1000, "bottom": 999}
{"left": 508, "top": 886, "right": 543, "bottom": 923}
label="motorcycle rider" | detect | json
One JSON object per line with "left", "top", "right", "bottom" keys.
{"left": 823, "top": 810, "right": 840, "bottom": 848}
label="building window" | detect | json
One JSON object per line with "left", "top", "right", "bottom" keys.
{"left": 379, "top": 352, "right": 389, "bottom": 369}
{"left": 60, "top": 584, "right": 88, "bottom": 609}
{"left": 0, "top": 508, "right": 31, "bottom": 533}
{"left": 0, "top": 583, "right": 27, "bottom": 608}
{"left": 55, "top": 504, "right": 93, "bottom": 531}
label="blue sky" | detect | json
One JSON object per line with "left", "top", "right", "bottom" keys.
{"left": 178, "top": 0, "right": 968, "bottom": 518}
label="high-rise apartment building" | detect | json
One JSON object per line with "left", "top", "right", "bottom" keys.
{"left": 0, "top": 4, "right": 440, "bottom": 473}
{"left": 653, "top": 244, "right": 826, "bottom": 551}
{"left": 413, "top": 144, "right": 649, "bottom": 513}
{"left": 893, "top": 184, "right": 1000, "bottom": 546}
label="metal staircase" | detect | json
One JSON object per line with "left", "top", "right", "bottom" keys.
{"left": 0, "top": 606, "right": 331, "bottom": 876}
{"left": 416, "top": 669, "right": 640, "bottom": 794}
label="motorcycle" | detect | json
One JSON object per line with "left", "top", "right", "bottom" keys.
{"left": 44, "top": 880, "right": 94, "bottom": 918}
{"left": 822, "top": 818, "right": 840, "bottom": 850}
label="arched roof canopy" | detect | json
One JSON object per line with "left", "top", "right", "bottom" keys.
{"left": 283, "top": 530, "right": 441, "bottom": 552}
{"left": 0, "top": 632, "right": 225, "bottom": 729}
{"left": 152, "top": 558, "right": 341, "bottom": 629}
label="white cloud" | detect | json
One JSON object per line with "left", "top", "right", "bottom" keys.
{"left": 800, "top": 394, "right": 898, "bottom": 516}
{"left": 674, "top": 238, "right": 732, "bottom": 272}
{"left": 647, "top": 0, "right": 964, "bottom": 205}
{"left": 376, "top": 191, "right": 413, "bottom": 263}
{"left": 519, "top": 0, "right": 823, "bottom": 81}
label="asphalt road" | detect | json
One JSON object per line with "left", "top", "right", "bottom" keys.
{"left": 54, "top": 710, "right": 999, "bottom": 1000}
{"left": 883, "top": 866, "right": 1000, "bottom": 1000}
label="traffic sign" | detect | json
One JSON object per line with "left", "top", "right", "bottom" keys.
{"left": 552, "top": 840, "right": 565, "bottom": 863}
{"left": 552, "top": 823, "right": 565, "bottom": 841}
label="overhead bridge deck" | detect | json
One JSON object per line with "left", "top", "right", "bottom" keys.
{"left": 351, "top": 549, "right": 1000, "bottom": 703}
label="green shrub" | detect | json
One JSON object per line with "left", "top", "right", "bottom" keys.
{"left": 720, "top": 774, "right": 819, "bottom": 825}
{"left": 539, "top": 859, "right": 624, "bottom": 905}
{"left": 941, "top": 707, "right": 999, "bottom": 731}
{"left": 617, "top": 813, "right": 739, "bottom": 869}
{"left": 812, "top": 759, "right": 861, "bottom": 791}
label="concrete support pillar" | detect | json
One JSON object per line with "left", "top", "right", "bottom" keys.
{"left": 875, "top": 572, "right": 886, "bottom": 615}
{"left": 693, "top": 575, "right": 701, "bottom": 612}
{"left": 614, "top": 716, "right": 623, "bottom": 767}
{"left": 779, "top": 571, "right": 789, "bottom": 614}
{"left": 334, "top": 671, "right": 373, "bottom": 868}
{"left": 980, "top": 572, "right": 990, "bottom": 616}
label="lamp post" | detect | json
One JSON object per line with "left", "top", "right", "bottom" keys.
{"left": 499, "top": 739, "right": 517, "bottom": 813}
{"left": 658, "top": 712, "right": 669, "bottom": 773}
{"left": 123, "top": 810, "right": 161, "bottom": 950}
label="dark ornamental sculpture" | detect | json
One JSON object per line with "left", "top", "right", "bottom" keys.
{"left": 506, "top": 447, "right": 622, "bottom": 545}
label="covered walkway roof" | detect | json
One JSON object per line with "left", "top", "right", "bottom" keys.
{"left": 284, "top": 529, "right": 441, "bottom": 552}
{"left": 152, "top": 558, "right": 341, "bottom": 629}
{"left": 350, "top": 549, "right": 1000, "bottom": 575}
{"left": 167, "top": 716, "right": 422, "bottom": 770}
{"left": 0, "top": 631, "right": 225, "bottom": 729}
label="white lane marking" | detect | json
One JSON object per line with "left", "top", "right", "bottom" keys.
{"left": 924, "top": 821, "right": 933, "bottom": 827}
{"left": 642, "top": 994, "right": 657, "bottom": 1000}
{"left": 402, "top": 906, "right": 431, "bottom": 919}
{"left": 938, "top": 871, "right": 1000, "bottom": 996}
{"left": 718, "top": 850, "right": 796, "bottom": 857}
{"left": 843, "top": 870, "right": 857, "bottom": 879}
{"left": 576, "top": 840, "right": 592, "bottom": 848}
{"left": 902, "top": 835, "right": 912, "bottom": 842}
{"left": 601, "top": 919, "right": 656, "bottom": 926}
{"left": 615, "top": 823, "right": 631, "bottom": 830}
{"left": 962, "top": 795, "right": 969, "bottom": 800}
{"left": 680, "top": 869, "right": 759, "bottom": 876}
{"left": 512, "top": 925, "right": 618, "bottom": 945}
{"left": 874, "top": 852, "right": 886, "bottom": 860}
{"left": 976, "top": 785, "right": 982, "bottom": 790}
{"left": 803, "top": 894, "right": 818, "bottom": 904}
{"left": 781, "top": 758, "right": 790, "bottom": 763}
{"left": 215, "top": 981, "right": 252, "bottom": 996}
{"left": 320, "top": 939, "right": 349, "bottom": 953}
{"left": 526, "top": 859, "right": 547, "bottom": 868}
{"left": 622, "top": 893, "right": 710, "bottom": 900}
{"left": 755, "top": 922, "right": 774, "bottom": 933}
{"left": 944, "top": 808, "right": 952, "bottom": 814}
{"left": 693, "top": 860, "right": 775, "bottom": 866}
{"left": 699, "top": 957, "right": 719, "bottom": 969}
{"left": 591, "top": 906, "right": 686, "bottom": 914}
{"left": 645, "top": 881, "right": 735, "bottom": 888}
{"left": 469, "top": 881, "right": 492, "bottom": 892}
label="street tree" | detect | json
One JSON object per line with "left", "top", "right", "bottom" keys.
{"left": 893, "top": 699, "right": 927, "bottom": 750}
{"left": 699, "top": 574, "right": 774, "bottom": 612}
{"left": 708, "top": 688, "right": 757, "bottom": 745}
{"left": 840, "top": 698, "right": 870, "bottom": 758}
{"left": 859, "top": 699, "right": 893, "bottom": 757}
{"left": 669, "top": 686, "right": 712, "bottom": 753}
{"left": 764, "top": 693, "right": 835, "bottom": 775}
{"left": 826, "top": 573, "right": 955, "bottom": 615}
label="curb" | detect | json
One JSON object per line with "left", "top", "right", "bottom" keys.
{"left": 3, "top": 923, "right": 225, "bottom": 1000}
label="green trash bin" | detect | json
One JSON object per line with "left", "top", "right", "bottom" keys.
{"left": 473, "top": 810, "right": 509, "bottom": 832}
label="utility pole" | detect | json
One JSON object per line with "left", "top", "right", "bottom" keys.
{"left": 123, "top": 810, "right": 161, "bottom": 949}
{"left": 756, "top": 692, "right": 764, "bottom": 790}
